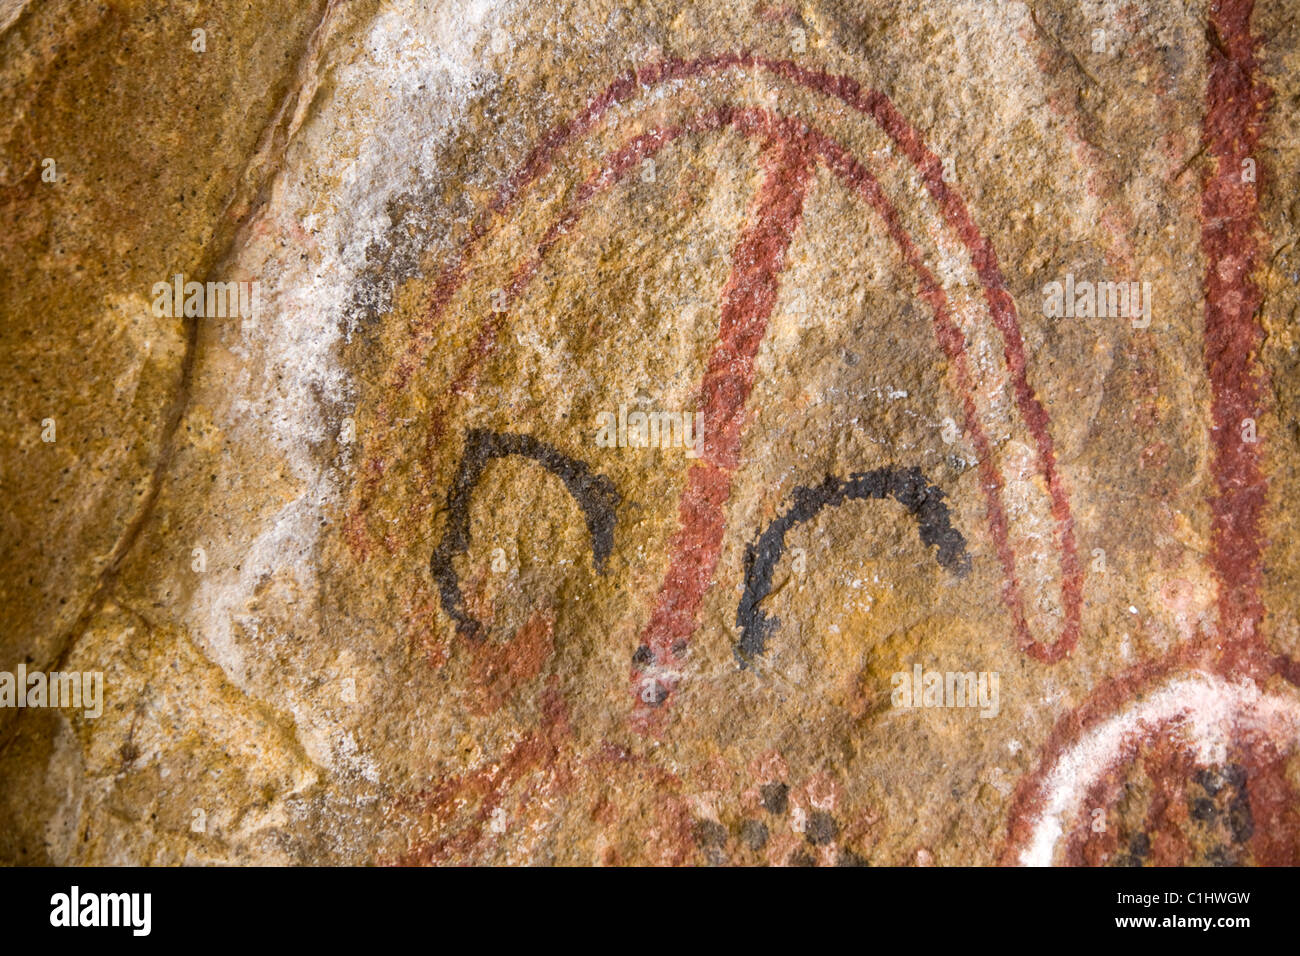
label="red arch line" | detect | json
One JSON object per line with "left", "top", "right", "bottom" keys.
{"left": 345, "top": 56, "right": 1083, "bottom": 676}
{"left": 392, "top": 104, "right": 1072, "bottom": 683}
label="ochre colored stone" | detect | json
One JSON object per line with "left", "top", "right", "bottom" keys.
{"left": 2, "top": 0, "right": 1299, "bottom": 865}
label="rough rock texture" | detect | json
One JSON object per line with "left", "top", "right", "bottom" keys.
{"left": 2, "top": 0, "right": 1299, "bottom": 865}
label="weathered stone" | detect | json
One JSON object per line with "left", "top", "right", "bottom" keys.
{"left": 2, "top": 0, "right": 1299, "bottom": 866}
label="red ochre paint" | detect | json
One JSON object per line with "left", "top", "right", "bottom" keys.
{"left": 631, "top": 137, "right": 813, "bottom": 720}
{"left": 1200, "top": 0, "right": 1271, "bottom": 669}
{"left": 347, "top": 56, "right": 1085, "bottom": 718}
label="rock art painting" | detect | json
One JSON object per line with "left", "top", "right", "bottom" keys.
{"left": 2, "top": 0, "right": 1298, "bottom": 869}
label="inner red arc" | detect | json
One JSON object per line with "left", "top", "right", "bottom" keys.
{"left": 632, "top": 136, "right": 815, "bottom": 717}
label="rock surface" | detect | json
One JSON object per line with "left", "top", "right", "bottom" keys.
{"left": 1, "top": 0, "right": 1298, "bottom": 865}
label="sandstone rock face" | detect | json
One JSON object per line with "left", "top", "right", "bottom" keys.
{"left": 1, "top": 0, "right": 1298, "bottom": 866}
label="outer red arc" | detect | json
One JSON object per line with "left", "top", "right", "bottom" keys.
{"left": 355, "top": 58, "right": 1082, "bottom": 650}
{"left": 444, "top": 107, "right": 1069, "bottom": 708}
{"left": 346, "top": 63, "right": 1082, "bottom": 683}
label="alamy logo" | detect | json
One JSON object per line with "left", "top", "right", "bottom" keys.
{"left": 891, "top": 663, "right": 1000, "bottom": 718}
{"left": 151, "top": 273, "right": 259, "bottom": 319}
{"left": 50, "top": 886, "right": 150, "bottom": 936}
{"left": 595, "top": 403, "right": 703, "bottom": 458}
{"left": 1042, "top": 273, "right": 1152, "bottom": 328}
{"left": 0, "top": 664, "right": 102, "bottom": 718}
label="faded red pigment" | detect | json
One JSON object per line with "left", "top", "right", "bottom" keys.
{"left": 1000, "top": 0, "right": 1296, "bottom": 866}
{"left": 375, "top": 20, "right": 1291, "bottom": 864}
{"left": 1201, "top": 0, "right": 1271, "bottom": 670}
{"left": 346, "top": 60, "right": 1084, "bottom": 714}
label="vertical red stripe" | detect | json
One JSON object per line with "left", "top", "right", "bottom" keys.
{"left": 1202, "top": 0, "right": 1270, "bottom": 665}
{"left": 632, "top": 137, "right": 815, "bottom": 718}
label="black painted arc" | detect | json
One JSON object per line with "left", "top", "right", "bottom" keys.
{"left": 430, "top": 428, "right": 620, "bottom": 641}
{"left": 734, "top": 466, "right": 970, "bottom": 666}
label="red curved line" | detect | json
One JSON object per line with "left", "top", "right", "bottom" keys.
{"left": 453, "top": 107, "right": 1046, "bottom": 682}
{"left": 1000, "top": 1, "right": 1277, "bottom": 869}
{"left": 350, "top": 56, "right": 1080, "bottom": 662}
{"left": 352, "top": 113, "right": 730, "bottom": 556}
{"left": 998, "top": 643, "right": 1300, "bottom": 866}
{"left": 632, "top": 113, "right": 1042, "bottom": 715}
{"left": 802, "top": 127, "right": 1033, "bottom": 656}
{"left": 765, "top": 56, "right": 1083, "bottom": 661}
{"left": 997, "top": 644, "right": 1203, "bottom": 866}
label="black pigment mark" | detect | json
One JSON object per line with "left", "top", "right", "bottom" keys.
{"left": 1116, "top": 834, "right": 1149, "bottom": 868}
{"left": 735, "top": 467, "right": 970, "bottom": 665}
{"left": 1196, "top": 763, "right": 1254, "bottom": 857}
{"left": 760, "top": 781, "right": 790, "bottom": 816}
{"left": 430, "top": 428, "right": 620, "bottom": 641}
{"left": 805, "top": 810, "right": 839, "bottom": 846}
